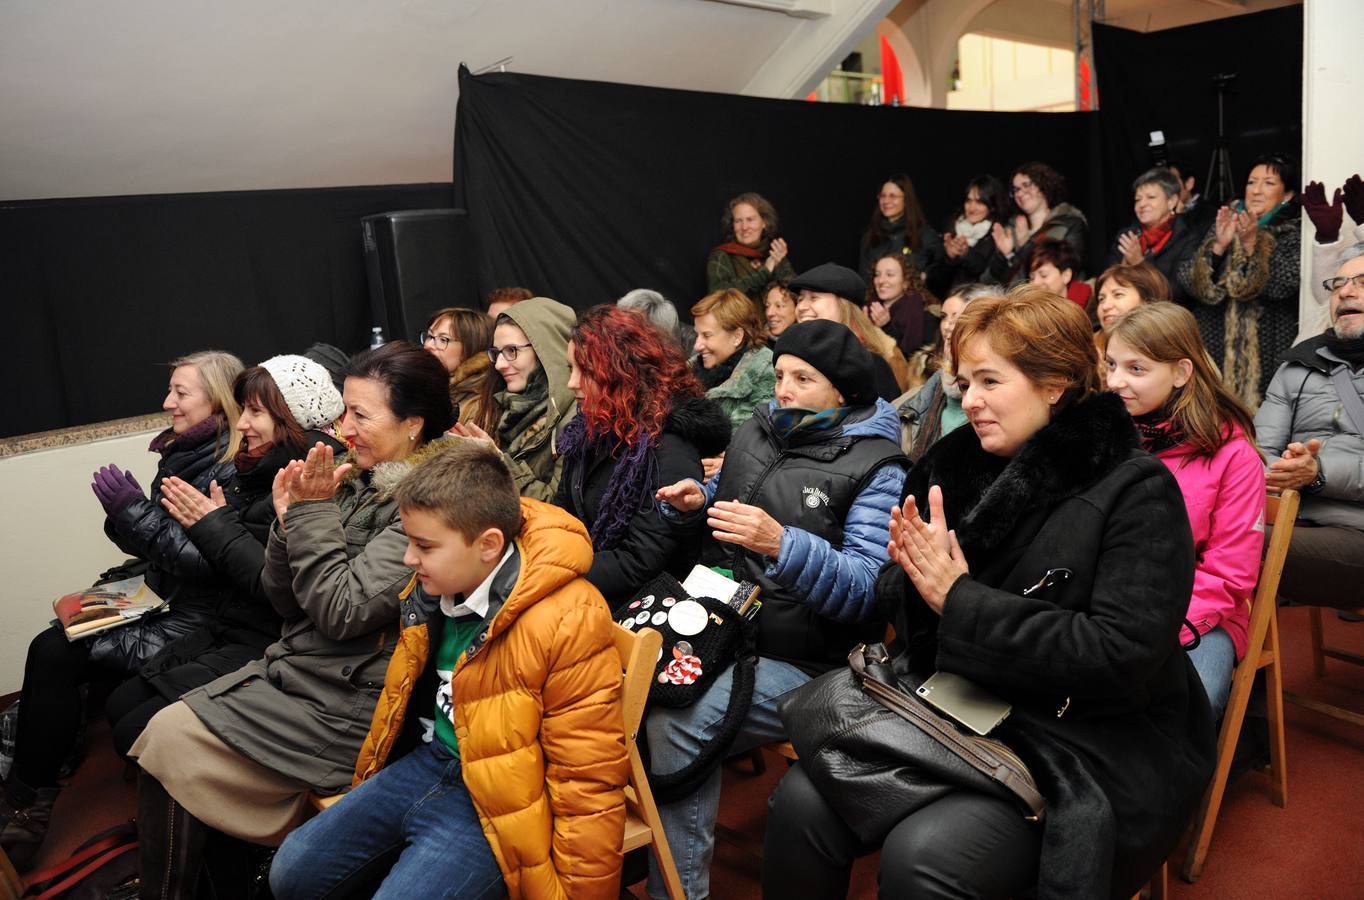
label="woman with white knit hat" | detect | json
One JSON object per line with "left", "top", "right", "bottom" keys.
{"left": 104, "top": 354, "right": 346, "bottom": 760}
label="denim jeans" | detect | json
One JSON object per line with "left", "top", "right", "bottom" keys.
{"left": 644, "top": 656, "right": 811, "bottom": 900}
{"left": 269, "top": 741, "right": 504, "bottom": 900}
{"left": 1188, "top": 626, "right": 1236, "bottom": 721}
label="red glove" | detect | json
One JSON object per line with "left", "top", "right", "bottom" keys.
{"left": 1302, "top": 181, "right": 1342, "bottom": 243}
{"left": 1342, "top": 173, "right": 1364, "bottom": 227}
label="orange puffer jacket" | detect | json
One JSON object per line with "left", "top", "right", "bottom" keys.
{"left": 352, "top": 498, "right": 628, "bottom": 899}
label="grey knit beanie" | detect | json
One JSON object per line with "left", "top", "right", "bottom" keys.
{"left": 259, "top": 354, "right": 345, "bottom": 430}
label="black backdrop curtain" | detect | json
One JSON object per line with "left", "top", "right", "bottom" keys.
{"left": 453, "top": 65, "right": 1108, "bottom": 313}
{"left": 1093, "top": 7, "right": 1302, "bottom": 237}
{"left": 1, "top": 184, "right": 451, "bottom": 437}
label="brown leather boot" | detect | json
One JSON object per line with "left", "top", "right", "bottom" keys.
{"left": 136, "top": 772, "right": 207, "bottom": 900}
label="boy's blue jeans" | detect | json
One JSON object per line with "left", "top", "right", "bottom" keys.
{"left": 270, "top": 740, "right": 504, "bottom": 900}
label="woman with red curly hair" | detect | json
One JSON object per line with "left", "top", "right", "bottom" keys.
{"left": 554, "top": 306, "right": 732, "bottom": 609}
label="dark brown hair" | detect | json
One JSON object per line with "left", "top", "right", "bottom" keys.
{"left": 1028, "top": 237, "right": 1080, "bottom": 276}
{"left": 345, "top": 341, "right": 454, "bottom": 443}
{"left": 1012, "top": 161, "right": 1069, "bottom": 209}
{"left": 234, "top": 367, "right": 308, "bottom": 452}
{"left": 865, "top": 174, "right": 928, "bottom": 260}
{"left": 394, "top": 441, "right": 522, "bottom": 543}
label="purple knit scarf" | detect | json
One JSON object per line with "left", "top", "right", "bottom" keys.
{"left": 557, "top": 413, "right": 659, "bottom": 551}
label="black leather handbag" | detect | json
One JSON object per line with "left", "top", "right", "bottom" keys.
{"left": 780, "top": 642, "right": 1045, "bottom": 843}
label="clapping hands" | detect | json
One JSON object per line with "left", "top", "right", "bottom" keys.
{"left": 271, "top": 442, "right": 352, "bottom": 524}
{"left": 91, "top": 464, "right": 145, "bottom": 516}
{"left": 887, "top": 485, "right": 968, "bottom": 614}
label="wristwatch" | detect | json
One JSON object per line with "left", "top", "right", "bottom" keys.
{"left": 1303, "top": 467, "right": 1326, "bottom": 495}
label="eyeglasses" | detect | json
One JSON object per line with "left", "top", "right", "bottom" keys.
{"left": 420, "top": 332, "right": 456, "bottom": 350}
{"left": 1322, "top": 274, "right": 1364, "bottom": 293}
{"left": 486, "top": 342, "right": 534, "bottom": 364}
{"left": 1011, "top": 181, "right": 1037, "bottom": 196}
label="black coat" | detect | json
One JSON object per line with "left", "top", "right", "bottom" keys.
{"left": 883, "top": 393, "right": 1215, "bottom": 899}
{"left": 554, "top": 397, "right": 731, "bottom": 610}
{"left": 138, "top": 432, "right": 347, "bottom": 700}
{"left": 90, "top": 422, "right": 236, "bottom": 671}
{"left": 1105, "top": 213, "right": 1202, "bottom": 303}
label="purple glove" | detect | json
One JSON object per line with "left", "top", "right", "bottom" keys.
{"left": 1301, "top": 181, "right": 1342, "bottom": 243}
{"left": 1342, "top": 173, "right": 1364, "bottom": 227}
{"left": 92, "top": 464, "right": 145, "bottom": 516}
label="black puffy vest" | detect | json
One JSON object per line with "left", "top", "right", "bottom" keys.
{"left": 707, "top": 406, "right": 906, "bottom": 673}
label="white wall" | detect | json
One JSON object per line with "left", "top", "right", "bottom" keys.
{"left": 1299, "top": 0, "right": 1362, "bottom": 339}
{"left": 0, "top": 0, "right": 893, "bottom": 202}
{"left": 0, "top": 433, "right": 160, "bottom": 691}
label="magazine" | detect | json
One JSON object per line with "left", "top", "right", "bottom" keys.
{"left": 52, "top": 575, "right": 166, "bottom": 641}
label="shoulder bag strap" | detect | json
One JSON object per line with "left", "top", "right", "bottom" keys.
{"left": 1329, "top": 366, "right": 1364, "bottom": 438}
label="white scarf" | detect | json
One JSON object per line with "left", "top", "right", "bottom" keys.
{"left": 954, "top": 217, "right": 992, "bottom": 247}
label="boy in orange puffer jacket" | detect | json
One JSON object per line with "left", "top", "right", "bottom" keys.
{"left": 270, "top": 441, "right": 629, "bottom": 899}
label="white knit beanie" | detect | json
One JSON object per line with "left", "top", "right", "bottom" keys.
{"left": 258, "top": 354, "right": 345, "bottom": 430}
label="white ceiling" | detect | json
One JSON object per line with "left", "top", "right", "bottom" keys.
{"left": 0, "top": 0, "right": 868, "bottom": 201}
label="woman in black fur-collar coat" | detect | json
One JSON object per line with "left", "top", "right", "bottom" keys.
{"left": 764, "top": 289, "right": 1215, "bottom": 900}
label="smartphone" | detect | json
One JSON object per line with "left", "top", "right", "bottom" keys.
{"left": 915, "top": 671, "right": 1012, "bottom": 736}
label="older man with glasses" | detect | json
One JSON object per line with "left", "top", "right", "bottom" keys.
{"left": 1254, "top": 242, "right": 1364, "bottom": 611}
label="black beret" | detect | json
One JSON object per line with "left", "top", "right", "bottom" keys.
{"left": 771, "top": 319, "right": 877, "bottom": 408}
{"left": 788, "top": 262, "right": 866, "bottom": 303}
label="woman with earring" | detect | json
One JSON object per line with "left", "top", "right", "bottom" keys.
{"left": 128, "top": 342, "right": 454, "bottom": 898}
{"left": 1104, "top": 303, "right": 1264, "bottom": 718}
{"left": 763, "top": 287, "right": 1214, "bottom": 900}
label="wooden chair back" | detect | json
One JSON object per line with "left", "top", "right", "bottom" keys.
{"left": 1183, "top": 489, "right": 1298, "bottom": 881}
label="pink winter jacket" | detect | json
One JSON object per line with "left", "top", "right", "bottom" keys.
{"left": 1155, "top": 429, "right": 1265, "bottom": 659}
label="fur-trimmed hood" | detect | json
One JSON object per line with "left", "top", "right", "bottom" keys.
{"left": 913, "top": 392, "right": 1139, "bottom": 556}
{"left": 663, "top": 395, "right": 732, "bottom": 458}
{"left": 340, "top": 435, "right": 457, "bottom": 500}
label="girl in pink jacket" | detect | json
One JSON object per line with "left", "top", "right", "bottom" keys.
{"left": 1104, "top": 302, "right": 1264, "bottom": 718}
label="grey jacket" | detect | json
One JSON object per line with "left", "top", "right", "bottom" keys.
{"left": 180, "top": 445, "right": 434, "bottom": 792}
{"left": 1255, "top": 334, "right": 1364, "bottom": 532}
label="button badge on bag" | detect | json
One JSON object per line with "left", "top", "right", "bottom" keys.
{"left": 667, "top": 599, "right": 708, "bottom": 636}
{"left": 658, "top": 642, "right": 703, "bottom": 685}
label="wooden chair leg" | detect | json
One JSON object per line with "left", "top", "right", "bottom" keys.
{"left": 1265, "top": 611, "right": 1288, "bottom": 807}
{"left": 748, "top": 747, "right": 767, "bottom": 775}
{"left": 1183, "top": 648, "right": 1257, "bottom": 882}
{"left": 628, "top": 746, "right": 685, "bottom": 900}
{"left": 1150, "top": 861, "right": 1168, "bottom": 900}
{"left": 1309, "top": 606, "right": 1325, "bottom": 676}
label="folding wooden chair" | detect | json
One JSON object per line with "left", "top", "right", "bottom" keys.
{"left": 1285, "top": 605, "right": 1364, "bottom": 728}
{"left": 1182, "top": 489, "right": 1297, "bottom": 882}
{"left": 615, "top": 624, "right": 685, "bottom": 900}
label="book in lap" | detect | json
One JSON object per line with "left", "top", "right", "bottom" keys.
{"left": 53, "top": 576, "right": 166, "bottom": 640}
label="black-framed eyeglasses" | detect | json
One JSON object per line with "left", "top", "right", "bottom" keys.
{"left": 420, "top": 332, "right": 456, "bottom": 350}
{"left": 486, "top": 342, "right": 534, "bottom": 363}
{"left": 1322, "top": 274, "right": 1364, "bottom": 294}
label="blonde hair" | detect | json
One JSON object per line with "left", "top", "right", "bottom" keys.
{"left": 1104, "top": 303, "right": 1255, "bottom": 459}
{"left": 691, "top": 288, "right": 767, "bottom": 347}
{"left": 951, "top": 285, "right": 1102, "bottom": 412}
{"left": 171, "top": 350, "right": 244, "bottom": 461}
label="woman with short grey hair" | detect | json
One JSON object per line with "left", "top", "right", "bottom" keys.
{"left": 1108, "top": 166, "right": 1202, "bottom": 301}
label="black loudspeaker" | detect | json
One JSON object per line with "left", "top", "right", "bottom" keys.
{"left": 360, "top": 208, "right": 473, "bottom": 343}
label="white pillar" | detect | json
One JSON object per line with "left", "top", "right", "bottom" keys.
{"left": 1300, "top": 0, "right": 1364, "bottom": 339}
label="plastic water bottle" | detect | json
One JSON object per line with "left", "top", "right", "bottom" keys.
{"left": 370, "top": 326, "right": 385, "bottom": 349}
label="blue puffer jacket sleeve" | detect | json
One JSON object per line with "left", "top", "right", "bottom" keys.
{"left": 763, "top": 462, "right": 905, "bottom": 624}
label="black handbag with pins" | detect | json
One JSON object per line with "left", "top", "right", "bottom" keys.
{"left": 614, "top": 572, "right": 761, "bottom": 802}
